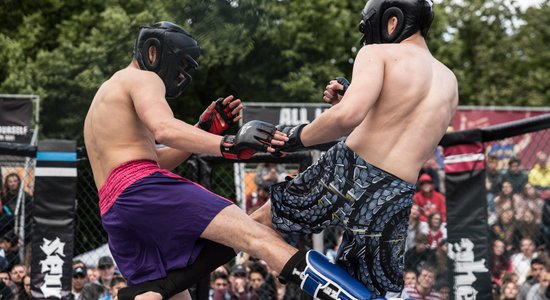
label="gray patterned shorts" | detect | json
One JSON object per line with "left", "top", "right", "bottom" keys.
{"left": 270, "top": 141, "right": 414, "bottom": 296}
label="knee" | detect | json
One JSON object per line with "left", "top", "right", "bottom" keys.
{"left": 250, "top": 201, "right": 272, "bottom": 226}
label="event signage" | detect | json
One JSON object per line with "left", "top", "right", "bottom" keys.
{"left": 31, "top": 140, "right": 77, "bottom": 300}
{"left": 0, "top": 97, "right": 33, "bottom": 144}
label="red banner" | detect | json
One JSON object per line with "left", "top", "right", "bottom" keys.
{"left": 450, "top": 108, "right": 550, "bottom": 169}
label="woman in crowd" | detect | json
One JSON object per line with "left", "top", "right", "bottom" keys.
{"left": 421, "top": 212, "right": 447, "bottom": 249}
{"left": 489, "top": 239, "right": 512, "bottom": 286}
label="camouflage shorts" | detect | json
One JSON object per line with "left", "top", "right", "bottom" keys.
{"left": 270, "top": 141, "right": 415, "bottom": 296}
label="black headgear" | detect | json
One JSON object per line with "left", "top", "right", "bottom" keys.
{"left": 358, "top": 0, "right": 434, "bottom": 46}
{"left": 134, "top": 21, "right": 200, "bottom": 99}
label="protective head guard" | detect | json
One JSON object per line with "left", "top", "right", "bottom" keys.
{"left": 134, "top": 21, "right": 200, "bottom": 99}
{"left": 358, "top": 0, "right": 434, "bottom": 46}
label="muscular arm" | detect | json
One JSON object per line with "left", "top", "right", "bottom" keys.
{"left": 300, "top": 45, "right": 385, "bottom": 147}
{"left": 130, "top": 72, "right": 223, "bottom": 156}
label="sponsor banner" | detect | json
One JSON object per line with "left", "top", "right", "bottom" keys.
{"left": 444, "top": 141, "right": 492, "bottom": 300}
{"left": 31, "top": 140, "right": 77, "bottom": 300}
{"left": 0, "top": 97, "right": 33, "bottom": 144}
{"left": 242, "top": 103, "right": 330, "bottom": 126}
{"left": 451, "top": 107, "right": 550, "bottom": 168}
{"left": 243, "top": 104, "right": 548, "bottom": 167}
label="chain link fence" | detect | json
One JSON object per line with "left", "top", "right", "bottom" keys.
{"left": 50, "top": 124, "right": 547, "bottom": 299}
{"left": 0, "top": 158, "right": 34, "bottom": 273}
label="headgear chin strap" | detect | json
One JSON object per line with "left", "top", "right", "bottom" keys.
{"left": 134, "top": 21, "right": 200, "bottom": 99}
{"left": 359, "top": 0, "right": 434, "bottom": 46}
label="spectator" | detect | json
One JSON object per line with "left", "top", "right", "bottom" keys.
{"left": 245, "top": 184, "right": 270, "bottom": 215}
{"left": 434, "top": 239, "right": 451, "bottom": 290}
{"left": 541, "top": 197, "right": 550, "bottom": 251}
{"left": 213, "top": 264, "right": 252, "bottom": 300}
{"left": 489, "top": 239, "right": 512, "bottom": 286}
{"left": 516, "top": 209, "right": 540, "bottom": 248}
{"left": 96, "top": 256, "right": 115, "bottom": 293}
{"left": 248, "top": 261, "right": 276, "bottom": 300}
{"left": 406, "top": 203, "right": 421, "bottom": 251}
{"left": 401, "top": 265, "right": 443, "bottom": 300}
{"left": 0, "top": 279, "right": 12, "bottom": 300}
{"left": 516, "top": 183, "right": 544, "bottom": 223}
{"left": 403, "top": 270, "right": 417, "bottom": 286}
{"left": 419, "top": 157, "right": 441, "bottom": 192}
{"left": 500, "top": 280, "right": 519, "bottom": 300}
{"left": 528, "top": 151, "right": 549, "bottom": 190}
{"left": 501, "top": 271, "right": 519, "bottom": 285}
{"left": 405, "top": 234, "right": 436, "bottom": 275}
{"left": 253, "top": 163, "right": 286, "bottom": 188}
{"left": 420, "top": 212, "right": 447, "bottom": 249}
{"left": 324, "top": 231, "right": 342, "bottom": 263}
{"left": 101, "top": 276, "right": 126, "bottom": 300}
{"left": 512, "top": 238, "right": 538, "bottom": 285}
{"left": 72, "top": 266, "right": 88, "bottom": 300}
{"left": 517, "top": 257, "right": 547, "bottom": 300}
{"left": 490, "top": 208, "right": 519, "bottom": 252}
{"left": 0, "top": 173, "right": 32, "bottom": 238}
{"left": 486, "top": 154, "right": 504, "bottom": 198}
{"left": 413, "top": 174, "right": 446, "bottom": 223}
{"left": 87, "top": 267, "right": 98, "bottom": 283}
{"left": 435, "top": 281, "right": 450, "bottom": 300}
{"left": 503, "top": 157, "right": 528, "bottom": 194}
{"left": 0, "top": 231, "right": 20, "bottom": 272}
{"left": 526, "top": 268, "right": 550, "bottom": 300}
{"left": 9, "top": 264, "right": 25, "bottom": 286}
{"left": 209, "top": 271, "right": 229, "bottom": 300}
{"left": 494, "top": 181, "right": 519, "bottom": 217}
{"left": 0, "top": 271, "right": 15, "bottom": 296}
{"left": 0, "top": 175, "right": 17, "bottom": 238}
{"left": 16, "top": 275, "right": 31, "bottom": 300}
{"left": 80, "top": 282, "right": 106, "bottom": 300}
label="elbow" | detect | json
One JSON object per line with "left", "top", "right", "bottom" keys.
{"left": 151, "top": 121, "right": 171, "bottom": 144}
{"left": 333, "top": 108, "right": 363, "bottom": 132}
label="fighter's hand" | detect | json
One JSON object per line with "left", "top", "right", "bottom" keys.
{"left": 196, "top": 95, "right": 243, "bottom": 135}
{"left": 271, "top": 124, "right": 306, "bottom": 156}
{"left": 220, "top": 120, "right": 285, "bottom": 160}
{"left": 322, "top": 77, "right": 349, "bottom": 106}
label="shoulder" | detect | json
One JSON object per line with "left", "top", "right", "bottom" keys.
{"left": 356, "top": 44, "right": 387, "bottom": 62}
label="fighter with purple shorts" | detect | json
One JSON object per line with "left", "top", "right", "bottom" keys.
{"left": 99, "top": 160, "right": 232, "bottom": 285}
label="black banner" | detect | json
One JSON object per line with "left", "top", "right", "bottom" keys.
{"left": 242, "top": 103, "right": 330, "bottom": 126}
{"left": 31, "top": 140, "right": 77, "bottom": 299}
{"left": 444, "top": 142, "right": 492, "bottom": 299}
{"left": 0, "top": 97, "right": 33, "bottom": 144}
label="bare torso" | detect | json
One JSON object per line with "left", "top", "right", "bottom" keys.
{"left": 84, "top": 66, "right": 158, "bottom": 189}
{"left": 346, "top": 42, "right": 458, "bottom": 183}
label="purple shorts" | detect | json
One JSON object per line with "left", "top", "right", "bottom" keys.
{"left": 99, "top": 160, "right": 232, "bottom": 285}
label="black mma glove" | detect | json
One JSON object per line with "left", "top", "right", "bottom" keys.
{"left": 220, "top": 120, "right": 277, "bottom": 160}
{"left": 335, "top": 76, "right": 350, "bottom": 96}
{"left": 273, "top": 124, "right": 307, "bottom": 154}
{"left": 196, "top": 97, "right": 236, "bottom": 135}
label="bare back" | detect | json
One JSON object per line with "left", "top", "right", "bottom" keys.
{"left": 84, "top": 67, "right": 159, "bottom": 189}
{"left": 345, "top": 42, "right": 458, "bottom": 183}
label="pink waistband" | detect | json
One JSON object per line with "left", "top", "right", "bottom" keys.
{"left": 98, "top": 160, "right": 160, "bottom": 216}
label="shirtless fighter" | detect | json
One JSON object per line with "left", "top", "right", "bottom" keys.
{"left": 253, "top": 0, "right": 459, "bottom": 297}
{"left": 85, "top": 21, "right": 371, "bottom": 300}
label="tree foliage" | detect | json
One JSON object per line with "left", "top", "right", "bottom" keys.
{"left": 0, "top": 0, "right": 548, "bottom": 140}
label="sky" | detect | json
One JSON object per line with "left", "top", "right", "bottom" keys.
{"left": 517, "top": 0, "right": 544, "bottom": 10}
{"left": 434, "top": 0, "right": 545, "bottom": 11}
